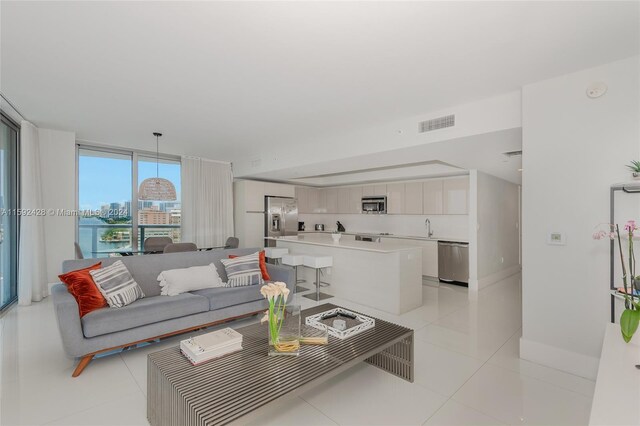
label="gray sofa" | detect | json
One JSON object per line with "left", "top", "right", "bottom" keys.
{"left": 52, "top": 248, "right": 294, "bottom": 377}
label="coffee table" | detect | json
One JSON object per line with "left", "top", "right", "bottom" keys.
{"left": 147, "top": 303, "right": 414, "bottom": 426}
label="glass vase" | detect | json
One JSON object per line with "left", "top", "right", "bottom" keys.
{"left": 268, "top": 304, "right": 300, "bottom": 356}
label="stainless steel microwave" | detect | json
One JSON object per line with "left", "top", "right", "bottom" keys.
{"left": 361, "top": 196, "right": 387, "bottom": 214}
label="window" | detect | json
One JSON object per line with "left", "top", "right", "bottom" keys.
{"left": 0, "top": 113, "right": 19, "bottom": 311}
{"left": 77, "top": 146, "right": 180, "bottom": 258}
{"left": 137, "top": 156, "right": 181, "bottom": 249}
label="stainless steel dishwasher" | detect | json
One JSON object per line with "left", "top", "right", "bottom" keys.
{"left": 438, "top": 241, "right": 469, "bottom": 285}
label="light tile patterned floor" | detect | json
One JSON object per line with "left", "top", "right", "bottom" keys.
{"left": 0, "top": 274, "right": 594, "bottom": 425}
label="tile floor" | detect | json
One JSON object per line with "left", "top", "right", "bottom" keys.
{"left": 0, "top": 274, "right": 595, "bottom": 425}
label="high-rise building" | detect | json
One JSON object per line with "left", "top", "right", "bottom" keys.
{"left": 138, "top": 200, "right": 153, "bottom": 210}
{"left": 138, "top": 208, "right": 170, "bottom": 225}
{"left": 123, "top": 201, "right": 131, "bottom": 217}
{"left": 109, "top": 202, "right": 121, "bottom": 218}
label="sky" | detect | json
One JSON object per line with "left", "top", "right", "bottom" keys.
{"left": 78, "top": 154, "right": 181, "bottom": 211}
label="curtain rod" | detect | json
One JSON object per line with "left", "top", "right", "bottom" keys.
{"left": 182, "top": 155, "right": 231, "bottom": 165}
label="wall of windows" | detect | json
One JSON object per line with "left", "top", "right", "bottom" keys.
{"left": 0, "top": 113, "right": 19, "bottom": 311}
{"left": 77, "top": 146, "right": 181, "bottom": 258}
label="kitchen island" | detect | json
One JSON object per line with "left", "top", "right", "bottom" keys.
{"left": 271, "top": 234, "right": 423, "bottom": 315}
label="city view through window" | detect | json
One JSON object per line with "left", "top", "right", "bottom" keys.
{"left": 78, "top": 148, "right": 181, "bottom": 257}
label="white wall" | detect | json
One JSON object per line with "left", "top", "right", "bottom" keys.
{"left": 521, "top": 56, "right": 640, "bottom": 379}
{"left": 475, "top": 171, "right": 521, "bottom": 289}
{"left": 38, "top": 128, "right": 76, "bottom": 283}
{"left": 298, "top": 213, "right": 468, "bottom": 241}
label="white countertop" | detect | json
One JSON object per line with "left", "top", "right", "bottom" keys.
{"left": 298, "top": 230, "right": 468, "bottom": 243}
{"left": 589, "top": 323, "right": 640, "bottom": 425}
{"left": 269, "top": 234, "right": 424, "bottom": 253}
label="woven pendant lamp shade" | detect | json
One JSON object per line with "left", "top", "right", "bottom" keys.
{"left": 138, "top": 132, "right": 177, "bottom": 201}
{"left": 138, "top": 177, "right": 177, "bottom": 201}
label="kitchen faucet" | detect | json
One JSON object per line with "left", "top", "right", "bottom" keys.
{"left": 425, "top": 218, "right": 433, "bottom": 238}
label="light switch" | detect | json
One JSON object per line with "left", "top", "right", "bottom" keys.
{"left": 547, "top": 232, "right": 566, "bottom": 245}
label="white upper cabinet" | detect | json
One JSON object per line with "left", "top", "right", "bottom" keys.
{"left": 423, "top": 180, "right": 444, "bottom": 215}
{"left": 363, "top": 184, "right": 387, "bottom": 197}
{"left": 404, "top": 182, "right": 424, "bottom": 215}
{"left": 325, "top": 188, "right": 338, "bottom": 214}
{"left": 242, "top": 180, "right": 265, "bottom": 212}
{"left": 307, "top": 187, "right": 319, "bottom": 213}
{"left": 337, "top": 187, "right": 350, "bottom": 214}
{"left": 295, "top": 186, "right": 309, "bottom": 213}
{"left": 386, "top": 183, "right": 405, "bottom": 214}
{"left": 443, "top": 177, "right": 469, "bottom": 215}
{"left": 314, "top": 188, "right": 327, "bottom": 213}
{"left": 349, "top": 187, "right": 363, "bottom": 213}
{"left": 264, "top": 182, "right": 295, "bottom": 198}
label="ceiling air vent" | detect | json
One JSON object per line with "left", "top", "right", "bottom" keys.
{"left": 418, "top": 114, "right": 455, "bottom": 133}
{"left": 502, "top": 150, "right": 523, "bottom": 158}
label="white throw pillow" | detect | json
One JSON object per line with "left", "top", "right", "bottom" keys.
{"left": 157, "top": 263, "right": 225, "bottom": 296}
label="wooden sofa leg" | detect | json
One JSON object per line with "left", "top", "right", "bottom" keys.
{"left": 72, "top": 355, "right": 94, "bottom": 377}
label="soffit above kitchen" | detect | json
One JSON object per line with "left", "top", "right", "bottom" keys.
{"left": 246, "top": 128, "right": 522, "bottom": 186}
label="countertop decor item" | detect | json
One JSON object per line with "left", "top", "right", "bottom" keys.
{"left": 315, "top": 224, "right": 325, "bottom": 231}
{"left": 331, "top": 231, "right": 342, "bottom": 243}
{"left": 593, "top": 221, "right": 640, "bottom": 369}
{"left": 626, "top": 160, "right": 640, "bottom": 180}
{"left": 336, "top": 221, "right": 345, "bottom": 232}
{"left": 305, "top": 307, "right": 375, "bottom": 339}
{"left": 260, "top": 282, "right": 300, "bottom": 356}
{"left": 138, "top": 132, "right": 177, "bottom": 201}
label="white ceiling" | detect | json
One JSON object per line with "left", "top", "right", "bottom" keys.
{"left": 1, "top": 1, "right": 638, "bottom": 169}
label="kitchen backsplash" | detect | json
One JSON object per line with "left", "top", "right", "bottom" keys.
{"left": 298, "top": 213, "right": 469, "bottom": 240}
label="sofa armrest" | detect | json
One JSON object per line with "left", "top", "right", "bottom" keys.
{"left": 51, "top": 284, "right": 87, "bottom": 358}
{"left": 266, "top": 264, "right": 295, "bottom": 293}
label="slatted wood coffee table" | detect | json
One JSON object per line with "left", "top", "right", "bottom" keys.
{"left": 147, "top": 303, "right": 414, "bottom": 426}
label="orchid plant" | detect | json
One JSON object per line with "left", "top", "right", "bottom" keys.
{"left": 259, "top": 282, "right": 292, "bottom": 349}
{"left": 593, "top": 220, "right": 640, "bottom": 343}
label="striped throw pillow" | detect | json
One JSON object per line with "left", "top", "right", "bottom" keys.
{"left": 220, "top": 252, "right": 264, "bottom": 288}
{"left": 89, "top": 260, "right": 145, "bottom": 308}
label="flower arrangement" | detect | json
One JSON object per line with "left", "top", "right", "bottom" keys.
{"left": 260, "top": 282, "right": 299, "bottom": 354}
{"left": 593, "top": 220, "right": 640, "bottom": 343}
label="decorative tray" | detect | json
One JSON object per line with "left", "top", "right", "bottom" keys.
{"left": 305, "top": 308, "right": 375, "bottom": 340}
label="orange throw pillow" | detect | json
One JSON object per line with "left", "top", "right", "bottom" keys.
{"left": 58, "top": 262, "right": 107, "bottom": 317}
{"left": 228, "top": 251, "right": 271, "bottom": 281}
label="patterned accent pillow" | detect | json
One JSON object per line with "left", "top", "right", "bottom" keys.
{"left": 89, "top": 260, "right": 145, "bottom": 308}
{"left": 220, "top": 252, "right": 264, "bottom": 287}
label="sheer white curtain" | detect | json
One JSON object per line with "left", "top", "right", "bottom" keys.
{"left": 18, "top": 121, "right": 48, "bottom": 305}
{"left": 181, "top": 157, "right": 234, "bottom": 247}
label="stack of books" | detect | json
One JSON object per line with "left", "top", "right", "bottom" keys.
{"left": 180, "top": 328, "right": 243, "bottom": 366}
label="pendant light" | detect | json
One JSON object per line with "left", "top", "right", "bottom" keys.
{"left": 138, "top": 132, "right": 177, "bottom": 201}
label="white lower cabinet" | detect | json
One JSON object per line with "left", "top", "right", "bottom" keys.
{"left": 419, "top": 240, "right": 438, "bottom": 278}
{"left": 380, "top": 237, "right": 438, "bottom": 278}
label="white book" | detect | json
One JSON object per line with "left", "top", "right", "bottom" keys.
{"left": 180, "top": 328, "right": 243, "bottom": 366}
{"left": 191, "top": 328, "right": 243, "bottom": 351}
{"left": 180, "top": 341, "right": 243, "bottom": 366}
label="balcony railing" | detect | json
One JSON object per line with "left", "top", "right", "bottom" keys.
{"left": 78, "top": 223, "right": 181, "bottom": 257}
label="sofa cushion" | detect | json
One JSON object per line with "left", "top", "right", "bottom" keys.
{"left": 220, "top": 252, "right": 264, "bottom": 287}
{"left": 90, "top": 260, "right": 145, "bottom": 308}
{"left": 192, "top": 285, "right": 263, "bottom": 311}
{"left": 81, "top": 293, "right": 209, "bottom": 338}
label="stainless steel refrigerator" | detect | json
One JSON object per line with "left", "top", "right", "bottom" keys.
{"left": 264, "top": 196, "right": 298, "bottom": 247}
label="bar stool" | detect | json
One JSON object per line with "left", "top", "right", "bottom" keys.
{"left": 281, "top": 253, "right": 308, "bottom": 294}
{"left": 264, "top": 247, "right": 288, "bottom": 265}
{"left": 302, "top": 255, "right": 333, "bottom": 301}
